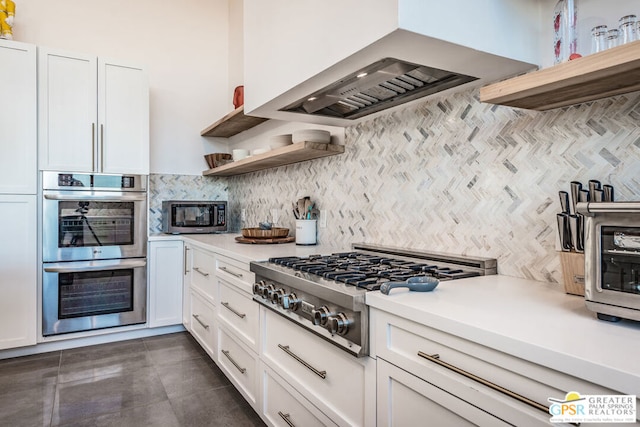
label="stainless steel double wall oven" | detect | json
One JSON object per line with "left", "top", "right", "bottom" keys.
{"left": 42, "top": 172, "right": 148, "bottom": 336}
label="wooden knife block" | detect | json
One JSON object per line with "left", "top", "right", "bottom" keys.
{"left": 559, "top": 252, "right": 585, "bottom": 296}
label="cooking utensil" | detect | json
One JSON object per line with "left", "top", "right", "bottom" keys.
{"left": 380, "top": 276, "right": 440, "bottom": 295}
{"left": 578, "top": 189, "right": 590, "bottom": 203}
{"left": 557, "top": 213, "right": 572, "bottom": 251}
{"left": 559, "top": 191, "right": 570, "bottom": 214}
{"left": 570, "top": 181, "right": 582, "bottom": 214}
{"left": 603, "top": 184, "right": 614, "bottom": 202}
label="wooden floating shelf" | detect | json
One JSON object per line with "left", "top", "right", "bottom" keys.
{"left": 479, "top": 40, "right": 640, "bottom": 111}
{"left": 200, "top": 105, "right": 269, "bottom": 138}
{"left": 202, "top": 141, "right": 345, "bottom": 177}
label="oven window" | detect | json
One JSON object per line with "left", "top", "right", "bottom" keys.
{"left": 58, "top": 269, "right": 134, "bottom": 318}
{"left": 601, "top": 254, "right": 640, "bottom": 295}
{"left": 58, "top": 201, "right": 135, "bottom": 247}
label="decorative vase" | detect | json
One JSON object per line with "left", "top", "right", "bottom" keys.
{"left": 553, "top": 0, "right": 577, "bottom": 64}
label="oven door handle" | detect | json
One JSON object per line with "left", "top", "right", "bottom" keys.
{"left": 44, "top": 193, "right": 146, "bottom": 202}
{"left": 44, "top": 259, "right": 147, "bottom": 273}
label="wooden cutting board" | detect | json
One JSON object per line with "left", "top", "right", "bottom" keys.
{"left": 235, "top": 236, "right": 295, "bottom": 244}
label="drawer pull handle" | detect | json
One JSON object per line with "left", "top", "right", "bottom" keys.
{"left": 220, "top": 266, "right": 243, "bottom": 278}
{"left": 192, "top": 314, "right": 209, "bottom": 330}
{"left": 184, "top": 246, "right": 190, "bottom": 275}
{"left": 221, "top": 301, "right": 246, "bottom": 318}
{"left": 278, "top": 411, "right": 295, "bottom": 427}
{"left": 221, "top": 349, "right": 246, "bottom": 374}
{"left": 193, "top": 267, "right": 210, "bottom": 277}
{"left": 278, "top": 344, "right": 326, "bottom": 379}
{"left": 417, "top": 351, "right": 549, "bottom": 414}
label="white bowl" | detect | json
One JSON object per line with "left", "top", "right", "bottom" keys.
{"left": 292, "top": 129, "right": 331, "bottom": 144}
{"left": 252, "top": 147, "right": 271, "bottom": 156}
{"left": 269, "top": 134, "right": 293, "bottom": 149}
{"left": 232, "top": 149, "right": 250, "bottom": 161}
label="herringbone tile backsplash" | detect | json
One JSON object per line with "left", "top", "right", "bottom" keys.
{"left": 151, "top": 87, "right": 640, "bottom": 284}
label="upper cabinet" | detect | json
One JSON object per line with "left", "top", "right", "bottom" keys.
{"left": 39, "top": 48, "right": 149, "bottom": 174}
{"left": 480, "top": 40, "right": 640, "bottom": 111}
{"left": 243, "top": 0, "right": 539, "bottom": 127}
{"left": 0, "top": 40, "right": 37, "bottom": 194}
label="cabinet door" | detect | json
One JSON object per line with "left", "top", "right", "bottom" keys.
{"left": 38, "top": 48, "right": 97, "bottom": 172}
{"left": 377, "top": 358, "right": 509, "bottom": 427}
{"left": 98, "top": 58, "right": 149, "bottom": 175}
{"left": 0, "top": 195, "right": 37, "bottom": 350}
{"left": 148, "top": 240, "right": 184, "bottom": 328}
{"left": 0, "top": 40, "right": 36, "bottom": 194}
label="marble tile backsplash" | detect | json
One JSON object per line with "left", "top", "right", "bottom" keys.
{"left": 149, "top": 88, "right": 640, "bottom": 283}
{"left": 227, "top": 88, "right": 640, "bottom": 284}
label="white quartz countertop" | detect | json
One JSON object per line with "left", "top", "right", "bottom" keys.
{"left": 366, "top": 275, "right": 640, "bottom": 396}
{"left": 149, "top": 232, "right": 346, "bottom": 264}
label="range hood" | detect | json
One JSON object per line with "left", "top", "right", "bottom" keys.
{"left": 281, "top": 57, "right": 478, "bottom": 121}
{"left": 244, "top": 1, "right": 539, "bottom": 127}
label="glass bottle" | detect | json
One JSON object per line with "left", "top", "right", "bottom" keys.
{"left": 591, "top": 25, "right": 608, "bottom": 53}
{"left": 606, "top": 29, "right": 619, "bottom": 49}
{"left": 553, "top": 0, "right": 578, "bottom": 64}
{"left": 619, "top": 14, "right": 637, "bottom": 44}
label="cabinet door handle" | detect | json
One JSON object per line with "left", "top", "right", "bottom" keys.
{"left": 100, "top": 124, "right": 104, "bottom": 172}
{"left": 221, "top": 349, "right": 246, "bottom": 374}
{"left": 219, "top": 266, "right": 243, "bottom": 278}
{"left": 417, "top": 351, "right": 549, "bottom": 414}
{"left": 221, "top": 301, "right": 246, "bottom": 319}
{"left": 278, "top": 411, "right": 295, "bottom": 427}
{"left": 192, "top": 314, "right": 209, "bottom": 330}
{"left": 278, "top": 344, "right": 326, "bottom": 379}
{"left": 184, "top": 246, "right": 190, "bottom": 275}
{"left": 91, "top": 123, "right": 96, "bottom": 168}
{"left": 193, "top": 267, "right": 210, "bottom": 277}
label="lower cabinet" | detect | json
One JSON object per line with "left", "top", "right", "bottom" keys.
{"left": 260, "top": 362, "right": 338, "bottom": 427}
{"left": 377, "top": 358, "right": 508, "bottom": 427}
{"left": 0, "top": 195, "right": 37, "bottom": 350}
{"left": 190, "top": 289, "right": 217, "bottom": 360}
{"left": 148, "top": 240, "right": 183, "bottom": 328}
{"left": 218, "top": 324, "right": 259, "bottom": 408}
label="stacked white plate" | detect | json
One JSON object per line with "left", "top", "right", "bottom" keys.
{"left": 292, "top": 129, "right": 331, "bottom": 144}
{"left": 269, "top": 134, "right": 293, "bottom": 150}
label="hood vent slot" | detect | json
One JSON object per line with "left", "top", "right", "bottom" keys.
{"left": 281, "top": 57, "right": 478, "bottom": 120}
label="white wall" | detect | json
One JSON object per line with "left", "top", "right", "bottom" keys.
{"left": 12, "top": 0, "right": 230, "bottom": 175}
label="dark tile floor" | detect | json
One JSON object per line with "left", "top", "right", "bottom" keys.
{"left": 0, "top": 332, "right": 266, "bottom": 427}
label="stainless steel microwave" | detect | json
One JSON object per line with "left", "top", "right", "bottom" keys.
{"left": 162, "top": 200, "right": 227, "bottom": 234}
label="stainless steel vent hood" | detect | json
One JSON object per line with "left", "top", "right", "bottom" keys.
{"left": 281, "top": 57, "right": 478, "bottom": 120}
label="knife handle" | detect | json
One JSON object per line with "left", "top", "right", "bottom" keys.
{"left": 588, "top": 180, "right": 601, "bottom": 200}
{"left": 557, "top": 213, "right": 572, "bottom": 252}
{"left": 559, "top": 191, "right": 570, "bottom": 214}
{"left": 603, "top": 185, "right": 614, "bottom": 202}
{"left": 380, "top": 279, "right": 439, "bottom": 295}
{"left": 570, "top": 181, "right": 582, "bottom": 214}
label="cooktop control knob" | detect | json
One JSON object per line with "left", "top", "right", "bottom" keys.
{"left": 327, "top": 313, "right": 351, "bottom": 336}
{"left": 271, "top": 288, "right": 286, "bottom": 304}
{"left": 311, "top": 305, "right": 334, "bottom": 326}
{"left": 281, "top": 293, "right": 300, "bottom": 311}
{"left": 262, "top": 283, "right": 276, "bottom": 300}
{"left": 252, "top": 280, "right": 266, "bottom": 296}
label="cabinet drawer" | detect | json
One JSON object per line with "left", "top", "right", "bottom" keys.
{"left": 218, "top": 325, "right": 259, "bottom": 409}
{"left": 377, "top": 358, "right": 508, "bottom": 427}
{"left": 261, "top": 363, "right": 337, "bottom": 427}
{"left": 190, "top": 290, "right": 216, "bottom": 360}
{"left": 218, "top": 279, "right": 260, "bottom": 351}
{"left": 373, "top": 310, "right": 626, "bottom": 426}
{"left": 262, "top": 308, "right": 371, "bottom": 427}
{"left": 191, "top": 247, "right": 216, "bottom": 303}
{"left": 216, "top": 254, "right": 254, "bottom": 294}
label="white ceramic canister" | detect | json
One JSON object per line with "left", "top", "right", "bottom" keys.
{"left": 295, "top": 219, "right": 317, "bottom": 245}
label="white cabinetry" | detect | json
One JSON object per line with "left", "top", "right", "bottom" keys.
{"left": 371, "top": 308, "right": 635, "bottom": 427}
{"left": 186, "top": 244, "right": 218, "bottom": 359}
{"left": 0, "top": 196, "right": 37, "bottom": 350}
{"left": 38, "top": 48, "right": 149, "bottom": 174}
{"left": 148, "top": 240, "right": 184, "bottom": 328}
{"left": 0, "top": 40, "right": 37, "bottom": 194}
{"left": 215, "top": 254, "right": 260, "bottom": 409}
{"left": 261, "top": 307, "right": 374, "bottom": 427}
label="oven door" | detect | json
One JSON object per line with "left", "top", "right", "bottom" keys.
{"left": 43, "top": 258, "right": 147, "bottom": 336}
{"left": 43, "top": 190, "right": 147, "bottom": 262}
